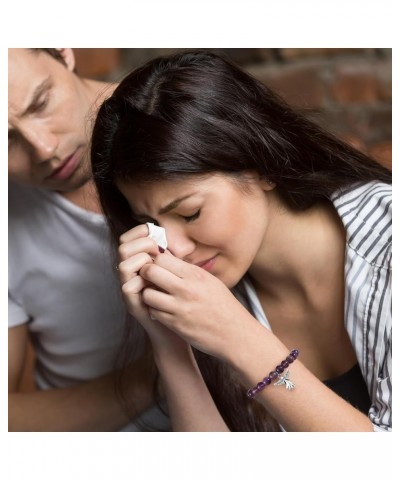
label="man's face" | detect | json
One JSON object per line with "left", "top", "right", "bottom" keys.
{"left": 8, "top": 49, "right": 93, "bottom": 191}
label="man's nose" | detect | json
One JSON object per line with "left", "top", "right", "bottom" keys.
{"left": 23, "top": 124, "right": 59, "bottom": 162}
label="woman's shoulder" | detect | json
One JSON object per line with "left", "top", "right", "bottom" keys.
{"left": 330, "top": 181, "right": 391, "bottom": 211}
{"left": 331, "top": 181, "right": 392, "bottom": 266}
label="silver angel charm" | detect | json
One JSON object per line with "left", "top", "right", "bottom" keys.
{"left": 274, "top": 370, "right": 295, "bottom": 390}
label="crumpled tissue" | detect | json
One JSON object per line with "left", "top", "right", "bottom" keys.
{"left": 146, "top": 222, "right": 168, "bottom": 251}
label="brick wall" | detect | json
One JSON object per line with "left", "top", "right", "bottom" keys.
{"left": 74, "top": 48, "right": 392, "bottom": 169}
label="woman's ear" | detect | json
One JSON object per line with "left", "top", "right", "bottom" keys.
{"left": 57, "top": 48, "right": 76, "bottom": 72}
{"left": 241, "top": 170, "right": 276, "bottom": 192}
{"left": 259, "top": 177, "right": 276, "bottom": 192}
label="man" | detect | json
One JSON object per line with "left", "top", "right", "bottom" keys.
{"left": 8, "top": 48, "right": 170, "bottom": 431}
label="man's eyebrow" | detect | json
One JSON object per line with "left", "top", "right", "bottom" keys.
{"left": 158, "top": 194, "right": 194, "bottom": 215}
{"left": 21, "top": 76, "right": 51, "bottom": 116}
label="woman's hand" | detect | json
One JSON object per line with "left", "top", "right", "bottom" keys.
{"left": 118, "top": 225, "right": 230, "bottom": 433}
{"left": 139, "top": 252, "right": 255, "bottom": 361}
{"left": 118, "top": 225, "right": 191, "bottom": 354}
{"left": 118, "top": 224, "right": 159, "bottom": 324}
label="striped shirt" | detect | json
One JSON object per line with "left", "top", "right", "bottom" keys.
{"left": 235, "top": 181, "right": 392, "bottom": 432}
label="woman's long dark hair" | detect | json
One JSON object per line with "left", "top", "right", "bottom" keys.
{"left": 91, "top": 50, "right": 391, "bottom": 431}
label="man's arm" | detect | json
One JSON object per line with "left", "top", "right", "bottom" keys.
{"left": 9, "top": 325, "right": 158, "bottom": 431}
{"left": 16, "top": 330, "right": 36, "bottom": 393}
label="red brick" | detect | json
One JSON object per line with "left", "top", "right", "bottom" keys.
{"left": 376, "top": 59, "right": 392, "bottom": 101}
{"left": 340, "top": 134, "right": 367, "bottom": 153}
{"left": 258, "top": 49, "right": 279, "bottom": 62}
{"left": 331, "top": 62, "right": 382, "bottom": 104}
{"left": 248, "top": 64, "right": 325, "bottom": 108}
{"left": 216, "top": 48, "right": 266, "bottom": 64}
{"left": 343, "top": 107, "right": 391, "bottom": 145}
{"left": 369, "top": 142, "right": 392, "bottom": 170}
{"left": 366, "top": 107, "right": 392, "bottom": 145}
{"left": 73, "top": 48, "right": 121, "bottom": 78}
{"left": 280, "top": 48, "right": 374, "bottom": 60}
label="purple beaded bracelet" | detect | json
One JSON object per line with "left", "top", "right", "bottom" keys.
{"left": 246, "top": 349, "right": 299, "bottom": 399}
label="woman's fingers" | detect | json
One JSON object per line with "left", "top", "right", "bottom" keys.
{"left": 119, "top": 224, "right": 149, "bottom": 244}
{"left": 142, "top": 287, "right": 175, "bottom": 314}
{"left": 154, "top": 251, "right": 200, "bottom": 279}
{"left": 118, "top": 251, "right": 154, "bottom": 283}
{"left": 139, "top": 262, "right": 183, "bottom": 293}
{"left": 118, "top": 235, "right": 159, "bottom": 261}
{"left": 120, "top": 275, "right": 151, "bottom": 322}
{"left": 121, "top": 274, "right": 149, "bottom": 296}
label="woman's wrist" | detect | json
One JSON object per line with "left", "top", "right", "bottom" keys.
{"left": 225, "top": 320, "right": 289, "bottom": 384}
{"left": 152, "top": 340, "right": 195, "bottom": 371}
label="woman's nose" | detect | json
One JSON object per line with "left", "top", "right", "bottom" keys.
{"left": 164, "top": 226, "right": 196, "bottom": 261}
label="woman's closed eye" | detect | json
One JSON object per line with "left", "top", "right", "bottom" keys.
{"left": 182, "top": 209, "right": 201, "bottom": 223}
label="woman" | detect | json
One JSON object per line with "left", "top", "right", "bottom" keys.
{"left": 91, "top": 50, "right": 391, "bottom": 431}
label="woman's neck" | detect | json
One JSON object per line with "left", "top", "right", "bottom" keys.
{"left": 248, "top": 197, "right": 346, "bottom": 307}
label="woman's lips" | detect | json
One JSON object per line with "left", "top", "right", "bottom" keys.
{"left": 197, "top": 255, "right": 218, "bottom": 272}
{"left": 47, "top": 149, "right": 81, "bottom": 181}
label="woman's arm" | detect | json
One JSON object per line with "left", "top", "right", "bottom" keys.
{"left": 118, "top": 225, "right": 229, "bottom": 432}
{"left": 140, "top": 253, "right": 375, "bottom": 432}
{"left": 227, "top": 322, "right": 374, "bottom": 432}
{"left": 152, "top": 336, "right": 229, "bottom": 432}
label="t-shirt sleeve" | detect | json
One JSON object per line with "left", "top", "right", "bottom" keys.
{"left": 8, "top": 293, "right": 29, "bottom": 328}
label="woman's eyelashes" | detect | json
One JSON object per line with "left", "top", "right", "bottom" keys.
{"left": 132, "top": 209, "right": 201, "bottom": 225}
{"left": 182, "top": 209, "right": 201, "bottom": 223}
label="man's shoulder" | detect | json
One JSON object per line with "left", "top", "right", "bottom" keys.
{"left": 9, "top": 182, "right": 53, "bottom": 222}
{"left": 9, "top": 181, "right": 48, "bottom": 203}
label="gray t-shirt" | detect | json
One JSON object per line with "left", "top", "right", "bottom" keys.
{"left": 8, "top": 182, "right": 170, "bottom": 431}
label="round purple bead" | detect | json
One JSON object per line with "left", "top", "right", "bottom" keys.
{"left": 247, "top": 350, "right": 299, "bottom": 399}
{"left": 247, "top": 388, "right": 255, "bottom": 398}
{"left": 263, "top": 376, "right": 272, "bottom": 385}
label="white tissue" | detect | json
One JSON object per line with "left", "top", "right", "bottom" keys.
{"left": 146, "top": 222, "right": 168, "bottom": 250}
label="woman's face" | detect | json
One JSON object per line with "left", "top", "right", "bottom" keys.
{"left": 118, "top": 173, "right": 274, "bottom": 288}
